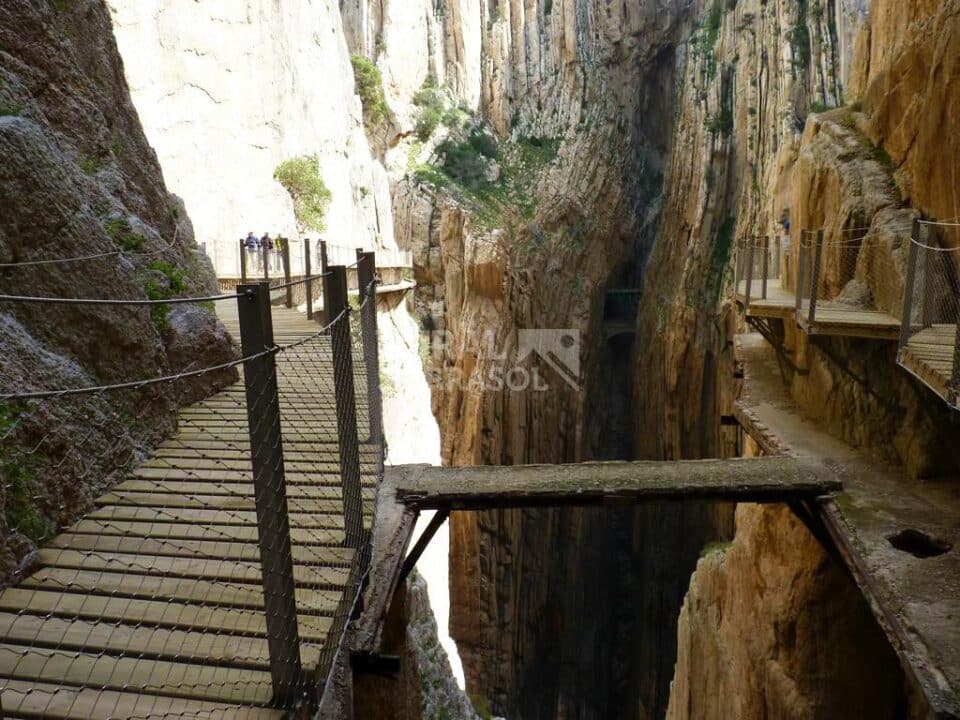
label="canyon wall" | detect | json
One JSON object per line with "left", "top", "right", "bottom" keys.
{"left": 643, "top": 0, "right": 959, "bottom": 717}
{"left": 106, "top": 0, "right": 396, "bottom": 276}
{"left": 0, "top": 0, "right": 232, "bottom": 581}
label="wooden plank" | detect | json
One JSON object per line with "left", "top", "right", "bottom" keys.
{"left": 0, "top": 589, "right": 332, "bottom": 641}
{"left": 45, "top": 532, "right": 353, "bottom": 564}
{"left": 86, "top": 506, "right": 347, "bottom": 529}
{"left": 94, "top": 491, "right": 357, "bottom": 515}
{"left": 113, "top": 479, "right": 375, "bottom": 500}
{"left": 0, "top": 612, "right": 323, "bottom": 671}
{"left": 393, "top": 457, "right": 841, "bottom": 510}
{"left": 35, "top": 550, "right": 352, "bottom": 588}
{"left": 19, "top": 567, "right": 340, "bottom": 614}
{"left": 0, "top": 644, "right": 273, "bottom": 705}
{"left": 0, "top": 678, "right": 283, "bottom": 720}
{"left": 65, "top": 519, "right": 345, "bottom": 546}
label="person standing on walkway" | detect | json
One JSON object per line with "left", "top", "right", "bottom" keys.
{"left": 260, "top": 232, "right": 274, "bottom": 272}
{"left": 244, "top": 232, "right": 260, "bottom": 272}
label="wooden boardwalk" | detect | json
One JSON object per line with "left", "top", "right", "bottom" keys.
{"left": 900, "top": 324, "right": 958, "bottom": 400}
{"left": 0, "top": 301, "right": 376, "bottom": 718}
{"left": 734, "top": 279, "right": 900, "bottom": 339}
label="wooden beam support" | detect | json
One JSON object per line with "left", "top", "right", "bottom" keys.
{"left": 392, "top": 457, "right": 841, "bottom": 510}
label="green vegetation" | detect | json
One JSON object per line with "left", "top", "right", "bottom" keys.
{"left": 274, "top": 156, "right": 332, "bottom": 232}
{"left": 707, "top": 216, "right": 736, "bottom": 302}
{"left": 0, "top": 404, "right": 54, "bottom": 542}
{"left": 809, "top": 100, "right": 834, "bottom": 113}
{"left": 413, "top": 76, "right": 446, "bottom": 141}
{"left": 700, "top": 540, "right": 733, "bottom": 558}
{"left": 693, "top": 0, "right": 724, "bottom": 82}
{"left": 413, "top": 132, "right": 560, "bottom": 230}
{"left": 350, "top": 55, "right": 388, "bottom": 129}
{"left": 79, "top": 155, "right": 100, "bottom": 176}
{"left": 104, "top": 216, "right": 146, "bottom": 252}
{"left": 707, "top": 107, "right": 733, "bottom": 136}
{"left": 0, "top": 100, "right": 24, "bottom": 117}
{"left": 144, "top": 260, "right": 187, "bottom": 329}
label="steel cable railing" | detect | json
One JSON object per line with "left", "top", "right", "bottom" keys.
{"left": 898, "top": 220, "right": 960, "bottom": 407}
{"left": 731, "top": 235, "right": 790, "bottom": 308}
{"left": 0, "top": 254, "right": 385, "bottom": 717}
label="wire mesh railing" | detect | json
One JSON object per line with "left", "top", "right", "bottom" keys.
{"left": 898, "top": 220, "right": 960, "bottom": 407}
{"left": 0, "top": 254, "right": 384, "bottom": 717}
{"left": 731, "top": 235, "right": 790, "bottom": 307}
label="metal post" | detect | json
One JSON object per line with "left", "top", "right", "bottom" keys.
{"left": 950, "top": 321, "right": 960, "bottom": 408}
{"left": 808, "top": 230, "right": 825, "bottom": 325}
{"left": 899, "top": 219, "right": 921, "bottom": 353}
{"left": 319, "top": 240, "right": 329, "bottom": 273}
{"left": 323, "top": 266, "right": 364, "bottom": 547}
{"left": 356, "top": 250, "right": 382, "bottom": 445}
{"left": 304, "top": 240, "right": 314, "bottom": 321}
{"left": 235, "top": 283, "right": 303, "bottom": 708}
{"left": 744, "top": 237, "right": 755, "bottom": 308}
{"left": 240, "top": 239, "right": 248, "bottom": 284}
{"left": 282, "top": 239, "right": 293, "bottom": 308}
{"left": 761, "top": 235, "right": 770, "bottom": 300}
{"left": 262, "top": 245, "right": 270, "bottom": 283}
{"left": 733, "top": 239, "right": 741, "bottom": 294}
{"left": 795, "top": 230, "right": 807, "bottom": 318}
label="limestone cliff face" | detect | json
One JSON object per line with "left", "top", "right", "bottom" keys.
{"left": 106, "top": 0, "right": 396, "bottom": 275}
{"left": 639, "top": 0, "right": 959, "bottom": 717}
{"left": 666, "top": 506, "right": 912, "bottom": 720}
{"left": 0, "top": 0, "right": 232, "bottom": 581}
{"left": 372, "top": 1, "right": 746, "bottom": 716}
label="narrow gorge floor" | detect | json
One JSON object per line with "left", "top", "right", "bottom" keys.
{"left": 735, "top": 333, "right": 960, "bottom": 716}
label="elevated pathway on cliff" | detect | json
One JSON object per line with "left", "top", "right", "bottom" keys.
{"left": 0, "top": 259, "right": 386, "bottom": 719}
{"left": 734, "top": 332, "right": 960, "bottom": 718}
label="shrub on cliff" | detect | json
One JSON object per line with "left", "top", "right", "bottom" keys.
{"left": 350, "top": 55, "right": 388, "bottom": 129}
{"left": 274, "top": 156, "right": 332, "bottom": 232}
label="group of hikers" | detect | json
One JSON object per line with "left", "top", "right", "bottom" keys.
{"left": 242, "top": 231, "right": 287, "bottom": 273}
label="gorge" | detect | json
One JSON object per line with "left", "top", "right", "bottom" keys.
{"left": 0, "top": 0, "right": 958, "bottom": 718}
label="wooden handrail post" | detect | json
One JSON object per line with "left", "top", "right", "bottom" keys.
{"left": 323, "top": 266, "right": 364, "bottom": 547}
{"left": 899, "top": 219, "right": 921, "bottom": 354}
{"left": 795, "top": 230, "right": 807, "bottom": 318}
{"left": 317, "top": 241, "right": 329, "bottom": 325}
{"left": 808, "top": 230, "right": 825, "bottom": 325}
{"left": 282, "top": 239, "right": 293, "bottom": 308}
{"left": 356, "top": 250, "right": 382, "bottom": 445}
{"left": 235, "top": 282, "right": 304, "bottom": 708}
{"left": 240, "top": 239, "right": 248, "bottom": 284}
{"left": 761, "top": 235, "right": 770, "bottom": 300}
{"left": 304, "top": 239, "right": 314, "bottom": 321}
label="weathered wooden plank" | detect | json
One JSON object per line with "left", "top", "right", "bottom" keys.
{"left": 0, "top": 589, "right": 332, "bottom": 641}
{"left": 95, "top": 491, "right": 357, "bottom": 515}
{"left": 66, "top": 519, "right": 345, "bottom": 545}
{"left": 393, "top": 457, "right": 841, "bottom": 510}
{"left": 0, "top": 612, "right": 323, "bottom": 671}
{"left": 45, "top": 532, "right": 353, "bottom": 564}
{"left": 0, "top": 644, "right": 275, "bottom": 705}
{"left": 35, "top": 550, "right": 352, "bottom": 588}
{"left": 19, "top": 567, "right": 340, "bottom": 614}
{"left": 86, "top": 505, "right": 347, "bottom": 529}
{"left": 113, "top": 479, "right": 375, "bottom": 500}
{"left": 0, "top": 678, "right": 283, "bottom": 720}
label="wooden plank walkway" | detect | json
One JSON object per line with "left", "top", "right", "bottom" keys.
{"left": 735, "top": 279, "right": 900, "bottom": 339}
{"left": 392, "top": 457, "right": 841, "bottom": 510}
{"left": 900, "top": 324, "right": 958, "bottom": 402}
{"left": 0, "top": 300, "right": 375, "bottom": 718}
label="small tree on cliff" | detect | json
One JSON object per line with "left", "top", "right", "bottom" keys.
{"left": 274, "top": 156, "right": 332, "bottom": 232}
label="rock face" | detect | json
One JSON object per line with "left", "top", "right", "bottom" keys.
{"left": 666, "top": 506, "right": 912, "bottom": 720}
{"left": 0, "top": 0, "right": 233, "bottom": 581}
{"left": 355, "top": 572, "right": 478, "bottom": 720}
{"left": 105, "top": 0, "right": 397, "bottom": 275}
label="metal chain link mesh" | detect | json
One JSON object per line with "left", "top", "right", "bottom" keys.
{"left": 0, "top": 272, "right": 384, "bottom": 718}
